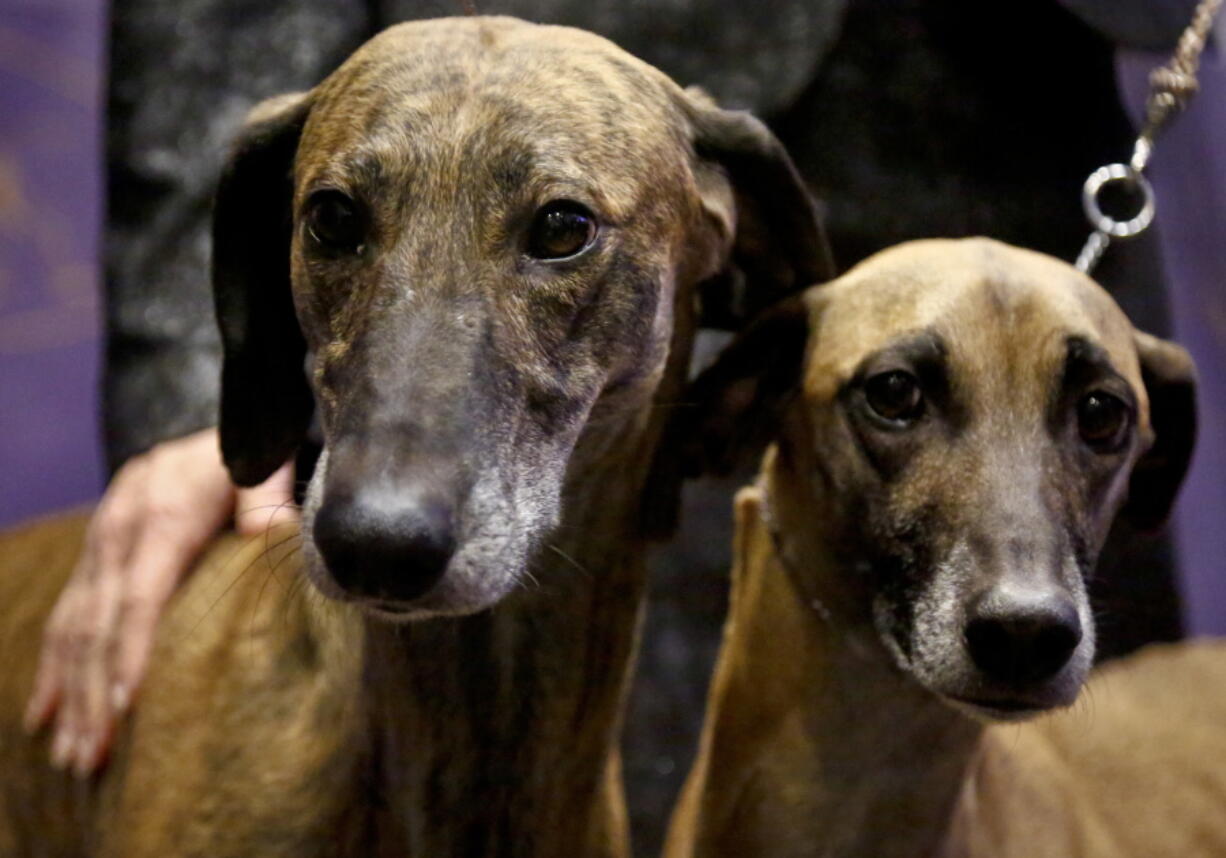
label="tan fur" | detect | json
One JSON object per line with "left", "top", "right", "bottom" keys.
{"left": 0, "top": 514, "right": 363, "bottom": 857}
{"left": 666, "top": 239, "right": 1226, "bottom": 858}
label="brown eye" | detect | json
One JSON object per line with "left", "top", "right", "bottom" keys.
{"left": 1077, "top": 391, "right": 1129, "bottom": 450}
{"left": 527, "top": 201, "right": 597, "bottom": 260}
{"left": 306, "top": 190, "right": 367, "bottom": 254}
{"left": 865, "top": 370, "right": 924, "bottom": 424}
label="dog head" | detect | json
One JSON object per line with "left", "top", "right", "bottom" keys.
{"left": 683, "top": 238, "right": 1196, "bottom": 719}
{"left": 211, "top": 17, "right": 830, "bottom": 619}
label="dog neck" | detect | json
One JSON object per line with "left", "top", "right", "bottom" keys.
{"left": 352, "top": 306, "right": 697, "bottom": 857}
{"left": 678, "top": 457, "right": 986, "bottom": 858}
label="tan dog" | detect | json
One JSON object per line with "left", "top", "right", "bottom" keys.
{"left": 0, "top": 17, "right": 831, "bottom": 857}
{"left": 664, "top": 238, "right": 1225, "bottom": 858}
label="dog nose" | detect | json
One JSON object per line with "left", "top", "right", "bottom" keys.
{"left": 964, "top": 590, "right": 1082, "bottom": 684}
{"left": 313, "top": 488, "right": 456, "bottom": 603}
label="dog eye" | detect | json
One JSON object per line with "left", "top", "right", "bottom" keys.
{"left": 306, "top": 191, "right": 367, "bottom": 254}
{"left": 527, "top": 201, "right": 597, "bottom": 260}
{"left": 1077, "top": 391, "right": 1130, "bottom": 450}
{"left": 864, "top": 370, "right": 924, "bottom": 424}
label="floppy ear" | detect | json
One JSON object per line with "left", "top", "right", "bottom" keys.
{"left": 684, "top": 91, "right": 836, "bottom": 329}
{"left": 1123, "top": 330, "right": 1197, "bottom": 530}
{"left": 640, "top": 295, "right": 813, "bottom": 538}
{"left": 212, "top": 92, "right": 314, "bottom": 487}
{"left": 679, "top": 295, "right": 814, "bottom": 479}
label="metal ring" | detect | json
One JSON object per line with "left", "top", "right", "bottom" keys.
{"left": 1081, "top": 163, "right": 1155, "bottom": 239}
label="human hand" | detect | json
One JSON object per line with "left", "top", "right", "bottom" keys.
{"left": 23, "top": 427, "right": 298, "bottom": 776}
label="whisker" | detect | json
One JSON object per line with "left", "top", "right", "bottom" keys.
{"left": 251, "top": 538, "right": 306, "bottom": 637}
{"left": 185, "top": 531, "right": 302, "bottom": 638}
{"left": 545, "top": 543, "right": 591, "bottom": 579}
{"left": 520, "top": 566, "right": 542, "bottom": 590}
{"left": 281, "top": 559, "right": 316, "bottom": 626}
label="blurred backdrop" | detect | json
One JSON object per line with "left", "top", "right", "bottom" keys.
{"left": 0, "top": 0, "right": 1222, "bottom": 634}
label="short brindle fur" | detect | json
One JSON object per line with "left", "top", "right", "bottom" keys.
{"left": 0, "top": 17, "right": 830, "bottom": 858}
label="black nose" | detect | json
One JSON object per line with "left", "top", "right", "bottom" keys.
{"left": 312, "top": 488, "right": 456, "bottom": 603}
{"left": 964, "top": 591, "right": 1082, "bottom": 684}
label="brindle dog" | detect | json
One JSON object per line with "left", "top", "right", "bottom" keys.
{"left": 0, "top": 17, "right": 830, "bottom": 858}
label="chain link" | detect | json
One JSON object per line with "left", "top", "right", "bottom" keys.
{"left": 1075, "top": 0, "right": 1223, "bottom": 274}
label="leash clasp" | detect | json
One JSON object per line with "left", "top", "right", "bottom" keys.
{"left": 1072, "top": 0, "right": 1221, "bottom": 275}
{"left": 1074, "top": 164, "right": 1156, "bottom": 274}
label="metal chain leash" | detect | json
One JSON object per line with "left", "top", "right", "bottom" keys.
{"left": 1075, "top": 0, "right": 1224, "bottom": 274}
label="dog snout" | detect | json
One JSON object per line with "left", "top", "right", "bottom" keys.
{"left": 313, "top": 487, "right": 457, "bottom": 604}
{"left": 964, "top": 588, "right": 1082, "bottom": 685}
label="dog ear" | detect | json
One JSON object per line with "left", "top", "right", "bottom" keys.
{"left": 212, "top": 92, "right": 314, "bottom": 487}
{"left": 684, "top": 90, "right": 835, "bottom": 329}
{"left": 640, "top": 294, "right": 813, "bottom": 538}
{"left": 1123, "top": 330, "right": 1197, "bottom": 530}
{"left": 679, "top": 295, "right": 814, "bottom": 479}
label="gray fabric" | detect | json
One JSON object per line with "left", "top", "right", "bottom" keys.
{"left": 381, "top": 0, "right": 847, "bottom": 114}
{"left": 105, "top": 0, "right": 373, "bottom": 469}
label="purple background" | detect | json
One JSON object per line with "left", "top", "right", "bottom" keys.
{"left": 0, "top": 0, "right": 105, "bottom": 521}
{"left": 0, "top": 0, "right": 1222, "bottom": 634}
{"left": 1120, "top": 35, "right": 1226, "bottom": 636}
